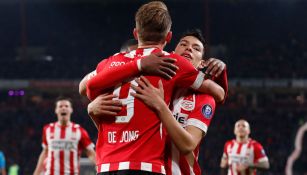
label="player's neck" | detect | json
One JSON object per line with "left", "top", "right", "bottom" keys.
{"left": 58, "top": 120, "right": 70, "bottom": 126}
{"left": 138, "top": 41, "right": 165, "bottom": 50}
{"left": 236, "top": 137, "right": 249, "bottom": 143}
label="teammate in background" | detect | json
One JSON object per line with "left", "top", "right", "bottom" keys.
{"left": 220, "top": 119, "right": 270, "bottom": 175}
{"left": 33, "top": 97, "right": 96, "bottom": 175}
{"left": 0, "top": 151, "right": 6, "bottom": 175}
{"left": 84, "top": 1, "right": 224, "bottom": 174}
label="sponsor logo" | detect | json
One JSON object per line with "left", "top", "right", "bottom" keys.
{"left": 180, "top": 100, "right": 194, "bottom": 111}
{"left": 51, "top": 140, "right": 76, "bottom": 150}
{"left": 109, "top": 61, "right": 126, "bottom": 68}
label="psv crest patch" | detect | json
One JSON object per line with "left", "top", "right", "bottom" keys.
{"left": 202, "top": 104, "right": 213, "bottom": 119}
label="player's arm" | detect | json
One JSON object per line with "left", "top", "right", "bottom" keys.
{"left": 220, "top": 142, "right": 229, "bottom": 175}
{"left": 204, "top": 58, "right": 228, "bottom": 103}
{"left": 251, "top": 143, "right": 270, "bottom": 170}
{"left": 86, "top": 53, "right": 178, "bottom": 100}
{"left": 131, "top": 76, "right": 203, "bottom": 154}
{"left": 79, "top": 70, "right": 97, "bottom": 96}
{"left": 196, "top": 79, "right": 225, "bottom": 103}
{"left": 84, "top": 146, "right": 96, "bottom": 165}
{"left": 79, "top": 127, "right": 96, "bottom": 165}
{"left": 249, "top": 161, "right": 270, "bottom": 170}
{"left": 87, "top": 94, "right": 122, "bottom": 129}
{"left": 33, "top": 148, "right": 48, "bottom": 175}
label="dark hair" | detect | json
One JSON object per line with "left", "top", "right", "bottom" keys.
{"left": 180, "top": 29, "right": 206, "bottom": 58}
{"left": 55, "top": 96, "right": 73, "bottom": 107}
{"left": 120, "top": 39, "right": 138, "bottom": 52}
{"left": 135, "top": 1, "right": 172, "bottom": 44}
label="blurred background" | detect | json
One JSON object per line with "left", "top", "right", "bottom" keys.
{"left": 0, "top": 0, "right": 306, "bottom": 174}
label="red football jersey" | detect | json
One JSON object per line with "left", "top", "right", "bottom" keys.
{"left": 92, "top": 48, "right": 205, "bottom": 174}
{"left": 165, "top": 89, "right": 216, "bottom": 175}
{"left": 42, "top": 122, "right": 94, "bottom": 175}
{"left": 222, "top": 139, "right": 269, "bottom": 175}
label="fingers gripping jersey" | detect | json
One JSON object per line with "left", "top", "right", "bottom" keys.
{"left": 42, "top": 122, "right": 94, "bottom": 175}
{"left": 223, "top": 139, "right": 269, "bottom": 175}
{"left": 92, "top": 48, "right": 205, "bottom": 174}
{"left": 166, "top": 89, "right": 216, "bottom": 175}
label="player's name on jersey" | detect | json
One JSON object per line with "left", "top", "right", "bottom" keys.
{"left": 108, "top": 130, "right": 139, "bottom": 143}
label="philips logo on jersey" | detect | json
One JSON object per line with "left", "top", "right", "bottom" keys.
{"left": 51, "top": 140, "right": 76, "bottom": 150}
{"left": 202, "top": 104, "right": 213, "bottom": 119}
{"left": 109, "top": 61, "right": 126, "bottom": 68}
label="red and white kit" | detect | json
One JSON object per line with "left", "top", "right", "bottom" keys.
{"left": 89, "top": 48, "right": 205, "bottom": 174}
{"left": 166, "top": 89, "right": 216, "bottom": 175}
{"left": 42, "top": 122, "right": 94, "bottom": 175}
{"left": 223, "top": 139, "right": 269, "bottom": 175}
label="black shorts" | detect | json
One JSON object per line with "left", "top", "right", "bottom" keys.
{"left": 97, "top": 170, "right": 164, "bottom": 175}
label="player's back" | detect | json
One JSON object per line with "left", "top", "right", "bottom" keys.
{"left": 95, "top": 48, "right": 204, "bottom": 174}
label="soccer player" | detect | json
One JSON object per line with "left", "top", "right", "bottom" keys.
{"left": 220, "top": 119, "right": 270, "bottom": 175}
{"left": 33, "top": 97, "right": 96, "bottom": 175}
{"left": 84, "top": 1, "right": 225, "bottom": 175}
{"left": 0, "top": 150, "right": 6, "bottom": 175}
{"left": 127, "top": 29, "right": 226, "bottom": 175}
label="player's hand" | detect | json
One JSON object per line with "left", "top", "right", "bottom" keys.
{"left": 140, "top": 52, "right": 179, "bottom": 80}
{"left": 87, "top": 93, "right": 123, "bottom": 117}
{"left": 204, "top": 58, "right": 226, "bottom": 78}
{"left": 236, "top": 164, "right": 249, "bottom": 172}
{"left": 130, "top": 76, "right": 165, "bottom": 111}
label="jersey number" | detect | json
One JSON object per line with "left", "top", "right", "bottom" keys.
{"left": 113, "top": 80, "right": 137, "bottom": 123}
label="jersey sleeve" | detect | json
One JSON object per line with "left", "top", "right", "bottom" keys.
{"left": 172, "top": 54, "right": 205, "bottom": 89}
{"left": 211, "top": 67, "right": 228, "bottom": 103}
{"left": 0, "top": 152, "right": 5, "bottom": 169}
{"left": 253, "top": 142, "right": 269, "bottom": 163}
{"left": 86, "top": 55, "right": 140, "bottom": 100}
{"left": 186, "top": 94, "right": 216, "bottom": 135}
{"left": 223, "top": 141, "right": 229, "bottom": 158}
{"left": 79, "top": 127, "right": 94, "bottom": 150}
{"left": 42, "top": 125, "right": 48, "bottom": 148}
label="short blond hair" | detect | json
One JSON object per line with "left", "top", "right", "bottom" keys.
{"left": 135, "top": 1, "right": 172, "bottom": 44}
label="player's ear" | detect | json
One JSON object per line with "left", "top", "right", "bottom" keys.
{"left": 166, "top": 31, "right": 172, "bottom": 43}
{"left": 133, "top": 28, "right": 138, "bottom": 40}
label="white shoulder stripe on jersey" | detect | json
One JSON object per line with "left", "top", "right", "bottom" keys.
{"left": 191, "top": 72, "right": 205, "bottom": 90}
{"left": 258, "top": 156, "right": 269, "bottom": 163}
{"left": 86, "top": 143, "right": 95, "bottom": 150}
{"left": 186, "top": 118, "right": 208, "bottom": 134}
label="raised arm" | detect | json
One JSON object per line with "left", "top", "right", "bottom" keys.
{"left": 196, "top": 79, "right": 225, "bottom": 103}
{"left": 86, "top": 53, "right": 178, "bottom": 100}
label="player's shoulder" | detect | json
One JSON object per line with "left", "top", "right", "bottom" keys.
{"left": 71, "top": 122, "right": 81, "bottom": 129}
{"left": 195, "top": 93, "right": 215, "bottom": 103}
{"left": 44, "top": 122, "right": 56, "bottom": 128}
{"left": 225, "top": 139, "right": 235, "bottom": 146}
{"left": 250, "top": 139, "right": 263, "bottom": 147}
